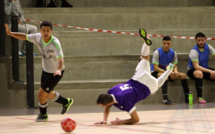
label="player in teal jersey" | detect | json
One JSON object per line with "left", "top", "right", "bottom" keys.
{"left": 5, "top": 21, "right": 73, "bottom": 122}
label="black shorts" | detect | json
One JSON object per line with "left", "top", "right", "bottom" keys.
{"left": 151, "top": 71, "right": 174, "bottom": 82}
{"left": 187, "top": 67, "right": 214, "bottom": 80}
{"left": 41, "top": 70, "right": 64, "bottom": 93}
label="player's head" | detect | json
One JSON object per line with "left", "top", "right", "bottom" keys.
{"left": 97, "top": 93, "right": 113, "bottom": 107}
{"left": 195, "top": 32, "right": 206, "bottom": 48}
{"left": 40, "top": 21, "right": 53, "bottom": 40}
{"left": 162, "top": 36, "right": 172, "bottom": 52}
{"left": 40, "top": 21, "right": 53, "bottom": 30}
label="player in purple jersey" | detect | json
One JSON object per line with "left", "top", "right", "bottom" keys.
{"left": 95, "top": 28, "right": 175, "bottom": 125}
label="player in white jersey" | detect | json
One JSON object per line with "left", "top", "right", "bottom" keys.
{"left": 95, "top": 28, "right": 174, "bottom": 125}
{"left": 5, "top": 21, "right": 73, "bottom": 122}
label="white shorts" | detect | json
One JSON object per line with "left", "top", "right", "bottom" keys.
{"left": 132, "top": 59, "right": 158, "bottom": 94}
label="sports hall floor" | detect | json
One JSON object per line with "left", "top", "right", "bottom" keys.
{"left": 0, "top": 103, "right": 215, "bottom": 134}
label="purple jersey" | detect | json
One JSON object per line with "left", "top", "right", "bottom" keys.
{"left": 108, "top": 79, "right": 151, "bottom": 113}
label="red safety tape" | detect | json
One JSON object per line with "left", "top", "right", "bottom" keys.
{"left": 24, "top": 19, "right": 215, "bottom": 41}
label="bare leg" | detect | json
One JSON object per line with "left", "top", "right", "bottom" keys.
{"left": 38, "top": 88, "right": 48, "bottom": 104}
{"left": 47, "top": 91, "right": 57, "bottom": 100}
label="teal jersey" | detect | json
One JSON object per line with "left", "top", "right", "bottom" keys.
{"left": 188, "top": 44, "right": 210, "bottom": 69}
{"left": 151, "top": 47, "right": 177, "bottom": 71}
{"left": 27, "top": 33, "right": 65, "bottom": 73}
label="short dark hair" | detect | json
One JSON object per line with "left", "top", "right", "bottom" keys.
{"left": 40, "top": 21, "right": 53, "bottom": 30}
{"left": 195, "top": 32, "right": 206, "bottom": 39}
{"left": 163, "top": 36, "right": 171, "bottom": 41}
{"left": 97, "top": 93, "right": 113, "bottom": 105}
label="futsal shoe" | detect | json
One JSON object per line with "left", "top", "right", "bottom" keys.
{"left": 61, "top": 1, "right": 73, "bottom": 7}
{"left": 36, "top": 113, "right": 48, "bottom": 122}
{"left": 162, "top": 99, "right": 174, "bottom": 105}
{"left": 61, "top": 98, "right": 73, "bottom": 114}
{"left": 198, "top": 97, "right": 206, "bottom": 104}
{"left": 19, "top": 51, "right": 24, "bottom": 56}
{"left": 139, "top": 28, "right": 152, "bottom": 46}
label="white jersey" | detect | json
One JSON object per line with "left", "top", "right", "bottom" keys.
{"left": 27, "top": 33, "right": 65, "bottom": 73}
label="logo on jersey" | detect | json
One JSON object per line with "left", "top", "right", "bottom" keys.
{"left": 45, "top": 88, "right": 50, "bottom": 91}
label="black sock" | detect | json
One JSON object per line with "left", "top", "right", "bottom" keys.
{"left": 162, "top": 81, "right": 168, "bottom": 99}
{"left": 181, "top": 79, "right": 190, "bottom": 102}
{"left": 181, "top": 79, "right": 190, "bottom": 94}
{"left": 39, "top": 102, "right": 48, "bottom": 114}
{"left": 195, "top": 78, "right": 203, "bottom": 97}
{"left": 184, "top": 93, "right": 189, "bottom": 103}
{"left": 55, "top": 95, "right": 68, "bottom": 105}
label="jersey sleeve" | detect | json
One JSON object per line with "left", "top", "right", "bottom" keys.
{"left": 172, "top": 51, "right": 178, "bottom": 64}
{"left": 26, "top": 33, "right": 39, "bottom": 44}
{"left": 152, "top": 50, "right": 159, "bottom": 65}
{"left": 128, "top": 106, "right": 136, "bottom": 114}
{"left": 52, "top": 38, "right": 64, "bottom": 59}
{"left": 123, "top": 100, "right": 136, "bottom": 114}
{"left": 208, "top": 44, "right": 215, "bottom": 55}
{"left": 189, "top": 49, "right": 199, "bottom": 61}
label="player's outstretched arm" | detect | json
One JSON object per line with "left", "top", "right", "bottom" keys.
{"left": 95, "top": 106, "right": 111, "bottom": 124}
{"left": 110, "top": 110, "right": 139, "bottom": 125}
{"left": 5, "top": 24, "right": 27, "bottom": 40}
{"left": 153, "top": 64, "right": 165, "bottom": 73}
{"left": 213, "top": 53, "right": 215, "bottom": 59}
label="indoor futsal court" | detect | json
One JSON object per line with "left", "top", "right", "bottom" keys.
{"left": 0, "top": 103, "right": 215, "bottom": 134}
{"left": 2, "top": 1, "right": 215, "bottom": 134}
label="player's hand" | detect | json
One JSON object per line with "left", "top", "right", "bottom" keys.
{"left": 110, "top": 118, "right": 124, "bottom": 125}
{"left": 170, "top": 72, "right": 175, "bottom": 75}
{"left": 5, "top": 24, "right": 12, "bottom": 36}
{"left": 210, "top": 70, "right": 215, "bottom": 76}
{"left": 94, "top": 121, "right": 107, "bottom": 124}
{"left": 54, "top": 70, "right": 61, "bottom": 76}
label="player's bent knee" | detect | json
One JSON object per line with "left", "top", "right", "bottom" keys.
{"left": 140, "top": 55, "right": 149, "bottom": 61}
{"left": 38, "top": 88, "right": 48, "bottom": 99}
{"left": 193, "top": 71, "right": 203, "bottom": 78}
{"left": 210, "top": 75, "right": 215, "bottom": 79}
{"left": 47, "top": 91, "right": 57, "bottom": 100}
{"left": 180, "top": 73, "right": 187, "bottom": 79}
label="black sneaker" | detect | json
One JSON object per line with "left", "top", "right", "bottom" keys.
{"left": 162, "top": 99, "right": 174, "bottom": 105}
{"left": 139, "top": 28, "right": 152, "bottom": 46}
{"left": 61, "top": 98, "right": 73, "bottom": 114}
{"left": 36, "top": 113, "right": 48, "bottom": 122}
{"left": 61, "top": 1, "right": 73, "bottom": 7}
{"left": 185, "top": 98, "right": 189, "bottom": 103}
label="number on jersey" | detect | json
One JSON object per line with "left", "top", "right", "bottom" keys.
{"left": 120, "top": 84, "right": 132, "bottom": 91}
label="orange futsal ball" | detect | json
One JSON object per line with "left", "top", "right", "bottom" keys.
{"left": 61, "top": 117, "right": 76, "bottom": 132}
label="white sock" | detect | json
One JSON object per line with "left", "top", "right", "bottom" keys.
{"left": 157, "top": 69, "right": 172, "bottom": 88}
{"left": 52, "top": 92, "right": 59, "bottom": 101}
{"left": 141, "top": 43, "right": 150, "bottom": 56}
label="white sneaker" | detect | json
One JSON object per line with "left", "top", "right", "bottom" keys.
{"left": 19, "top": 51, "right": 24, "bottom": 56}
